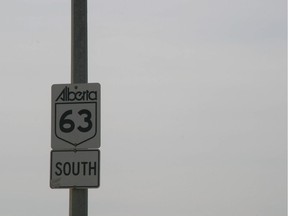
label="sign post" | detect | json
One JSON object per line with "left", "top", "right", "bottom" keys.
{"left": 70, "top": 1, "right": 88, "bottom": 216}
{"left": 50, "top": 1, "right": 100, "bottom": 216}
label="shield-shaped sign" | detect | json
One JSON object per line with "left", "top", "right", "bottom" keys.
{"left": 51, "top": 83, "right": 101, "bottom": 149}
{"left": 55, "top": 102, "right": 97, "bottom": 146}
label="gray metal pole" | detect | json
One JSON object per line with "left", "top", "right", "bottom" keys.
{"left": 69, "top": 189, "right": 88, "bottom": 216}
{"left": 70, "top": 0, "right": 88, "bottom": 216}
{"left": 71, "top": 0, "right": 88, "bottom": 84}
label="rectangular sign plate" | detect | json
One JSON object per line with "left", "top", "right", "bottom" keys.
{"left": 51, "top": 83, "right": 100, "bottom": 149}
{"left": 50, "top": 150, "right": 100, "bottom": 188}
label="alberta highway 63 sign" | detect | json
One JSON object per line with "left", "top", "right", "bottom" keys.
{"left": 51, "top": 83, "right": 100, "bottom": 149}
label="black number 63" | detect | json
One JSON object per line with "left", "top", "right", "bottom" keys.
{"left": 59, "top": 109, "right": 92, "bottom": 133}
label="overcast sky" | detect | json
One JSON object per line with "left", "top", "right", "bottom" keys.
{"left": 0, "top": 1, "right": 286, "bottom": 216}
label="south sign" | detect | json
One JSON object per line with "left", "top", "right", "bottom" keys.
{"left": 50, "top": 150, "right": 100, "bottom": 188}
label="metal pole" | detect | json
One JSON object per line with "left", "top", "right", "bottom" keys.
{"left": 71, "top": 0, "right": 88, "bottom": 84}
{"left": 70, "top": 1, "right": 88, "bottom": 216}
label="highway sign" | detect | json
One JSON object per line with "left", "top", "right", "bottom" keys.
{"left": 51, "top": 83, "right": 100, "bottom": 149}
{"left": 50, "top": 150, "right": 100, "bottom": 188}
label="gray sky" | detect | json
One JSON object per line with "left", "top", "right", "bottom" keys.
{"left": 0, "top": 1, "right": 286, "bottom": 216}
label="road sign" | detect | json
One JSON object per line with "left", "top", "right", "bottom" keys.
{"left": 50, "top": 150, "right": 100, "bottom": 188}
{"left": 51, "top": 83, "right": 100, "bottom": 149}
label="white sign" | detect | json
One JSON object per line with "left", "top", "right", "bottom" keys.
{"left": 51, "top": 83, "right": 100, "bottom": 149}
{"left": 50, "top": 150, "right": 100, "bottom": 188}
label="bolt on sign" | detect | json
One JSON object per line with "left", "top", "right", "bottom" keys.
{"left": 51, "top": 83, "right": 101, "bottom": 149}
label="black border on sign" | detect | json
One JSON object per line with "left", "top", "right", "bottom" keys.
{"left": 55, "top": 102, "right": 97, "bottom": 147}
{"left": 50, "top": 150, "right": 100, "bottom": 189}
